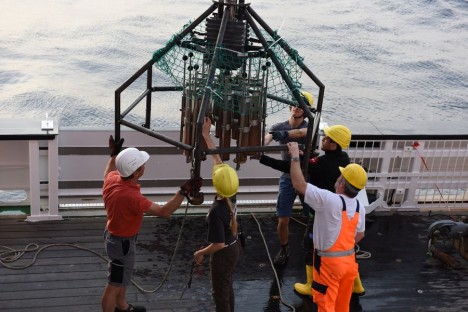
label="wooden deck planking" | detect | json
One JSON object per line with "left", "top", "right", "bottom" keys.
{"left": 1, "top": 213, "right": 467, "bottom": 311}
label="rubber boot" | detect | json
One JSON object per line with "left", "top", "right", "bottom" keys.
{"left": 294, "top": 265, "right": 314, "bottom": 296}
{"left": 352, "top": 272, "right": 365, "bottom": 296}
{"left": 349, "top": 293, "right": 362, "bottom": 312}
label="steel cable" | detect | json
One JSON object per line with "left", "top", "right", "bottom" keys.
{"left": 251, "top": 213, "right": 296, "bottom": 312}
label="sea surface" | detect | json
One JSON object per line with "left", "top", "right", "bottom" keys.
{"left": 1, "top": 0, "right": 467, "bottom": 128}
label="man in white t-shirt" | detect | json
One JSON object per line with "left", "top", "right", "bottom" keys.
{"left": 287, "top": 141, "right": 367, "bottom": 312}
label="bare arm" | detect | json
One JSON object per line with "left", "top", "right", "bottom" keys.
{"left": 192, "top": 118, "right": 226, "bottom": 265}
{"left": 145, "top": 192, "right": 186, "bottom": 218}
{"left": 103, "top": 151, "right": 185, "bottom": 218}
{"left": 104, "top": 156, "right": 117, "bottom": 179}
{"left": 287, "top": 142, "right": 308, "bottom": 195}
{"left": 264, "top": 132, "right": 273, "bottom": 146}
{"left": 194, "top": 242, "right": 225, "bottom": 265}
{"left": 266, "top": 128, "right": 306, "bottom": 144}
{"left": 287, "top": 128, "right": 307, "bottom": 139}
{"left": 202, "top": 117, "right": 222, "bottom": 165}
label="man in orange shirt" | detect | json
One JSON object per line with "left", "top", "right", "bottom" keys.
{"left": 101, "top": 136, "right": 201, "bottom": 312}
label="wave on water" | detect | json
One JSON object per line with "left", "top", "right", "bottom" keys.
{"left": 0, "top": 0, "right": 467, "bottom": 127}
{"left": 0, "top": 190, "right": 27, "bottom": 203}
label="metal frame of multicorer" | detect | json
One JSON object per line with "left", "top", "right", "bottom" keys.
{"left": 114, "top": 0, "right": 325, "bottom": 204}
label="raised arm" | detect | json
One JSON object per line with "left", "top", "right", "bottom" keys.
{"left": 259, "top": 154, "right": 290, "bottom": 174}
{"left": 287, "top": 142, "right": 308, "bottom": 195}
{"left": 104, "top": 135, "right": 124, "bottom": 179}
{"left": 287, "top": 128, "right": 307, "bottom": 139}
{"left": 269, "top": 128, "right": 307, "bottom": 142}
{"left": 202, "top": 117, "right": 222, "bottom": 165}
{"left": 264, "top": 132, "right": 274, "bottom": 146}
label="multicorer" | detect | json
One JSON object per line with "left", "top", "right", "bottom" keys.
{"left": 114, "top": 0, "right": 325, "bottom": 204}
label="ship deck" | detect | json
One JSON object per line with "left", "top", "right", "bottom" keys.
{"left": 1, "top": 212, "right": 467, "bottom": 312}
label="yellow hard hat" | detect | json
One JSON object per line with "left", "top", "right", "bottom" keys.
{"left": 300, "top": 91, "right": 314, "bottom": 108}
{"left": 339, "top": 164, "right": 367, "bottom": 190}
{"left": 212, "top": 164, "right": 239, "bottom": 198}
{"left": 324, "top": 125, "right": 352, "bottom": 149}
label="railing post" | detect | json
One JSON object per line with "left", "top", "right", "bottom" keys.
{"left": 406, "top": 140, "right": 423, "bottom": 208}
{"left": 380, "top": 140, "right": 393, "bottom": 208}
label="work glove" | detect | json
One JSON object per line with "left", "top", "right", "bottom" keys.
{"left": 249, "top": 152, "right": 263, "bottom": 160}
{"left": 180, "top": 177, "right": 204, "bottom": 205}
{"left": 179, "top": 176, "right": 203, "bottom": 195}
{"left": 270, "top": 130, "right": 289, "bottom": 141}
{"left": 109, "top": 135, "right": 124, "bottom": 157}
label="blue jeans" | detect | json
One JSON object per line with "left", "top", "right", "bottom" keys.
{"left": 276, "top": 174, "right": 297, "bottom": 217}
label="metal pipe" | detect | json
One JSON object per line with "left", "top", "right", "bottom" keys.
{"left": 120, "top": 120, "right": 192, "bottom": 151}
{"left": 245, "top": 10, "right": 317, "bottom": 179}
{"left": 266, "top": 93, "right": 301, "bottom": 106}
{"left": 115, "top": 60, "right": 154, "bottom": 140}
{"left": 152, "top": 4, "right": 217, "bottom": 63}
{"left": 144, "top": 64, "right": 152, "bottom": 128}
{"left": 114, "top": 90, "right": 121, "bottom": 141}
{"left": 114, "top": 1, "right": 214, "bottom": 139}
{"left": 204, "top": 144, "right": 300, "bottom": 155}
{"left": 246, "top": 9, "right": 307, "bottom": 111}
{"left": 115, "top": 59, "right": 154, "bottom": 94}
{"left": 245, "top": 11, "right": 311, "bottom": 118}
{"left": 180, "top": 55, "right": 188, "bottom": 142}
{"left": 261, "top": 62, "right": 271, "bottom": 147}
{"left": 302, "top": 111, "right": 322, "bottom": 177}
{"left": 247, "top": 6, "right": 325, "bottom": 117}
{"left": 246, "top": 7, "right": 324, "bottom": 89}
{"left": 193, "top": 3, "right": 232, "bottom": 178}
{"left": 151, "top": 86, "right": 183, "bottom": 92}
{"left": 120, "top": 89, "right": 151, "bottom": 118}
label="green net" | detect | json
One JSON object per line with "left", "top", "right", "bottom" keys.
{"left": 148, "top": 8, "right": 319, "bottom": 165}
{"left": 152, "top": 17, "right": 305, "bottom": 117}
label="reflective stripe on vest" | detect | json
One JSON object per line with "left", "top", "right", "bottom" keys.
{"left": 316, "top": 248, "right": 355, "bottom": 257}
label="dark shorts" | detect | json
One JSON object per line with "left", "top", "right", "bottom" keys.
{"left": 276, "top": 174, "right": 297, "bottom": 217}
{"left": 104, "top": 229, "right": 136, "bottom": 287}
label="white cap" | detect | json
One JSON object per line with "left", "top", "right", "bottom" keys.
{"left": 115, "top": 147, "right": 150, "bottom": 177}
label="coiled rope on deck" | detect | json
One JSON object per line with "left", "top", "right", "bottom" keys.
{"left": 0, "top": 201, "right": 192, "bottom": 295}
{"left": 0, "top": 242, "right": 107, "bottom": 269}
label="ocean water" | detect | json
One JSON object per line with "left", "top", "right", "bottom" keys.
{"left": 0, "top": 0, "right": 467, "bottom": 128}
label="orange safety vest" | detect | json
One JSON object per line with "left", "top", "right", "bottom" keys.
{"left": 312, "top": 196, "right": 360, "bottom": 312}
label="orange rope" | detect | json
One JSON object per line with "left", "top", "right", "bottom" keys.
{"left": 411, "top": 141, "right": 453, "bottom": 215}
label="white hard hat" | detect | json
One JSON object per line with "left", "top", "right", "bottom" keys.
{"left": 115, "top": 147, "right": 150, "bottom": 177}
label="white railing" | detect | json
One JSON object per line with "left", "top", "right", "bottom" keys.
{"left": 348, "top": 138, "right": 468, "bottom": 213}
{"left": 2, "top": 124, "right": 468, "bottom": 219}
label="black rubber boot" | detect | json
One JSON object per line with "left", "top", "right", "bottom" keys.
{"left": 349, "top": 293, "right": 363, "bottom": 312}
{"left": 273, "top": 244, "right": 290, "bottom": 265}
